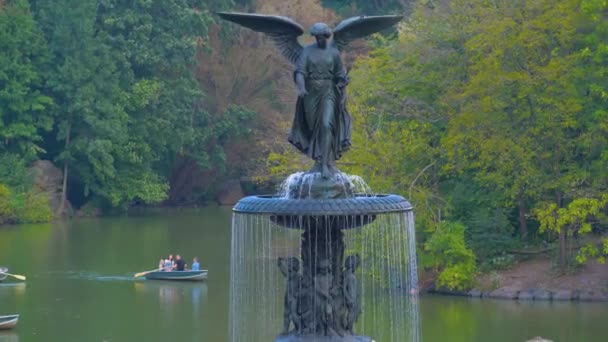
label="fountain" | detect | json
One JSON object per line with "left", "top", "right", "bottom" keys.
{"left": 221, "top": 11, "right": 420, "bottom": 342}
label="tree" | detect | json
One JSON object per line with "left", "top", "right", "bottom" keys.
{"left": 424, "top": 221, "right": 476, "bottom": 290}
{"left": 442, "top": 0, "right": 596, "bottom": 242}
{"left": 0, "top": 0, "right": 52, "bottom": 160}
{"left": 322, "top": 0, "right": 414, "bottom": 16}
{"left": 536, "top": 195, "right": 608, "bottom": 270}
{"left": 33, "top": 0, "right": 132, "bottom": 212}
{"left": 30, "top": 0, "right": 246, "bottom": 209}
{"left": 96, "top": 0, "right": 253, "bottom": 205}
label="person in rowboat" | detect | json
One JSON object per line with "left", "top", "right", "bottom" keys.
{"left": 168, "top": 254, "right": 175, "bottom": 266}
{"left": 163, "top": 258, "right": 173, "bottom": 272}
{"left": 174, "top": 254, "right": 186, "bottom": 271}
{"left": 191, "top": 257, "right": 200, "bottom": 271}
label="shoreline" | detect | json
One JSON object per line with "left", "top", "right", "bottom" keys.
{"left": 425, "top": 257, "right": 608, "bottom": 302}
{"left": 426, "top": 287, "right": 608, "bottom": 302}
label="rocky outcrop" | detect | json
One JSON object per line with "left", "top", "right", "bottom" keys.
{"left": 433, "top": 286, "right": 608, "bottom": 302}
{"left": 29, "top": 160, "right": 72, "bottom": 217}
{"left": 552, "top": 289, "right": 574, "bottom": 301}
{"left": 468, "top": 289, "right": 483, "bottom": 298}
{"left": 577, "top": 289, "right": 608, "bottom": 302}
{"left": 216, "top": 179, "right": 245, "bottom": 205}
{"left": 518, "top": 288, "right": 552, "bottom": 301}
{"left": 488, "top": 287, "right": 519, "bottom": 299}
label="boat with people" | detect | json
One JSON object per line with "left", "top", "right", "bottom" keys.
{"left": 144, "top": 270, "right": 208, "bottom": 281}
{"left": 0, "top": 315, "right": 19, "bottom": 330}
{"left": 0, "top": 267, "right": 7, "bottom": 282}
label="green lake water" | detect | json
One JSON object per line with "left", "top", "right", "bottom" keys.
{"left": 0, "top": 207, "right": 605, "bottom": 342}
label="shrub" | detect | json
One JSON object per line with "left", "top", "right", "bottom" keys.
{"left": 15, "top": 190, "right": 53, "bottom": 223}
{"left": 425, "top": 221, "right": 477, "bottom": 290}
{"left": 0, "top": 184, "right": 16, "bottom": 224}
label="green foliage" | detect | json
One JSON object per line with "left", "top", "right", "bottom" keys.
{"left": 445, "top": 177, "right": 519, "bottom": 262}
{"left": 0, "top": 183, "right": 16, "bottom": 224}
{"left": 12, "top": 189, "right": 53, "bottom": 223}
{"left": 0, "top": 0, "right": 53, "bottom": 159}
{"left": 537, "top": 195, "right": 608, "bottom": 269}
{"left": 0, "top": 182, "right": 52, "bottom": 224}
{"left": 481, "top": 254, "right": 516, "bottom": 272}
{"left": 264, "top": 0, "right": 608, "bottom": 284}
{"left": 17, "top": 0, "right": 250, "bottom": 209}
{"left": 0, "top": 153, "right": 29, "bottom": 190}
{"left": 424, "top": 221, "right": 476, "bottom": 290}
{"left": 322, "top": 0, "right": 413, "bottom": 16}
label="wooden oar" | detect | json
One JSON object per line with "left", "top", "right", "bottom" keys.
{"left": 134, "top": 268, "right": 162, "bottom": 278}
{"left": 0, "top": 272, "right": 26, "bottom": 281}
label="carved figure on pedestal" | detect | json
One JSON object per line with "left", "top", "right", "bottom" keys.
{"left": 278, "top": 257, "right": 303, "bottom": 334}
{"left": 342, "top": 254, "right": 362, "bottom": 334}
{"left": 218, "top": 12, "right": 403, "bottom": 179}
{"left": 314, "top": 259, "right": 338, "bottom": 336}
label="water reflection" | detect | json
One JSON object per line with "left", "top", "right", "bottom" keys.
{"left": 134, "top": 281, "right": 208, "bottom": 321}
{"left": 0, "top": 332, "right": 18, "bottom": 342}
{"left": 0, "top": 283, "right": 26, "bottom": 307}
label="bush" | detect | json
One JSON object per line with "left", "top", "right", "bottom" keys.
{"left": 14, "top": 190, "right": 53, "bottom": 223}
{"left": 479, "top": 253, "right": 516, "bottom": 272}
{"left": 0, "top": 184, "right": 16, "bottom": 224}
{"left": 425, "top": 221, "right": 477, "bottom": 290}
{"left": 1, "top": 183, "right": 52, "bottom": 224}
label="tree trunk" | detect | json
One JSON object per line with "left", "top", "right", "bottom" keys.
{"left": 556, "top": 191, "right": 566, "bottom": 270}
{"left": 57, "top": 123, "right": 71, "bottom": 217}
{"left": 558, "top": 226, "right": 567, "bottom": 270}
{"left": 518, "top": 190, "right": 528, "bottom": 239}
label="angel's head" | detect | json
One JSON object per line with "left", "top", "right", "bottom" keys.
{"left": 310, "top": 23, "right": 332, "bottom": 48}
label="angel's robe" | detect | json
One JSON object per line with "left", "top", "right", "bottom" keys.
{"left": 288, "top": 43, "right": 352, "bottom": 163}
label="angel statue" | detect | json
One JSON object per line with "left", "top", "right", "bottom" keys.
{"left": 219, "top": 12, "right": 402, "bottom": 179}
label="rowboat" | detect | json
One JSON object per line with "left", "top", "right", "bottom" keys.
{"left": 144, "top": 270, "right": 207, "bottom": 281}
{"left": 0, "top": 267, "right": 7, "bottom": 282}
{"left": 0, "top": 315, "right": 19, "bottom": 330}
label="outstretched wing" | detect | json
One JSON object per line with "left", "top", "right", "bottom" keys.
{"left": 218, "top": 12, "right": 304, "bottom": 65}
{"left": 332, "top": 15, "right": 403, "bottom": 51}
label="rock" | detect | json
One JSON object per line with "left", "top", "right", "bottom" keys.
{"left": 430, "top": 287, "right": 469, "bottom": 297}
{"left": 216, "top": 179, "right": 245, "bottom": 205}
{"left": 552, "top": 289, "right": 573, "bottom": 301}
{"left": 75, "top": 202, "right": 102, "bottom": 218}
{"left": 518, "top": 288, "right": 552, "bottom": 301}
{"left": 468, "top": 289, "right": 482, "bottom": 298}
{"left": 518, "top": 289, "right": 535, "bottom": 300}
{"left": 28, "top": 160, "right": 72, "bottom": 216}
{"left": 488, "top": 287, "right": 519, "bottom": 300}
{"left": 577, "top": 289, "right": 608, "bottom": 302}
{"left": 532, "top": 289, "right": 552, "bottom": 301}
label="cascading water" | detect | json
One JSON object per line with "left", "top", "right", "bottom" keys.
{"left": 230, "top": 172, "right": 421, "bottom": 342}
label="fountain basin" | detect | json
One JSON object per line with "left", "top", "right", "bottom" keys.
{"left": 275, "top": 335, "right": 374, "bottom": 342}
{"left": 233, "top": 194, "right": 412, "bottom": 216}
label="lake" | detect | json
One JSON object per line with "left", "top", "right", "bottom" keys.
{"left": 0, "top": 207, "right": 605, "bottom": 341}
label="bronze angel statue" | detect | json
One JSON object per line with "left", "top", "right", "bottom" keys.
{"left": 218, "top": 12, "right": 402, "bottom": 178}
